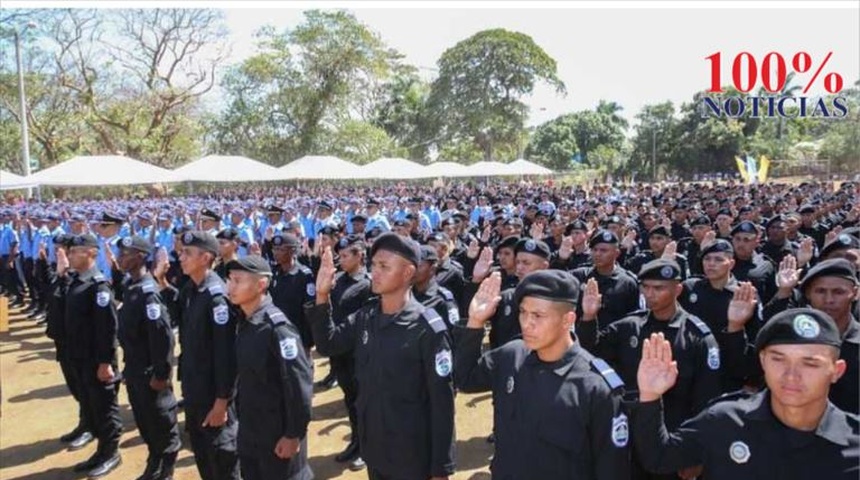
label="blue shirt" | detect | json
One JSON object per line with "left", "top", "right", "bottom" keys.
{"left": 0, "top": 223, "right": 12, "bottom": 255}
{"left": 97, "top": 234, "right": 121, "bottom": 278}
{"left": 298, "top": 215, "right": 316, "bottom": 240}
{"left": 154, "top": 228, "right": 174, "bottom": 253}
{"left": 18, "top": 226, "right": 33, "bottom": 259}
{"left": 47, "top": 226, "right": 65, "bottom": 263}
{"left": 366, "top": 213, "right": 391, "bottom": 233}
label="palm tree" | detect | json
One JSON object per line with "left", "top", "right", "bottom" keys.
{"left": 596, "top": 100, "right": 629, "bottom": 130}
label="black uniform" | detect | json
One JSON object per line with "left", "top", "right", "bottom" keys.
{"left": 435, "top": 257, "right": 466, "bottom": 316}
{"left": 414, "top": 279, "right": 461, "bottom": 329}
{"left": 269, "top": 262, "right": 316, "bottom": 349}
{"left": 732, "top": 253, "right": 777, "bottom": 304}
{"left": 163, "top": 271, "right": 239, "bottom": 480}
{"left": 63, "top": 267, "right": 123, "bottom": 461}
{"left": 626, "top": 251, "right": 691, "bottom": 280}
{"left": 488, "top": 288, "right": 521, "bottom": 349}
{"left": 759, "top": 239, "right": 797, "bottom": 265}
{"left": 308, "top": 299, "right": 456, "bottom": 479}
{"left": 454, "top": 327, "right": 631, "bottom": 479}
{"left": 571, "top": 264, "right": 641, "bottom": 328}
{"left": 677, "top": 238, "right": 703, "bottom": 276}
{"left": 631, "top": 390, "right": 860, "bottom": 479}
{"left": 236, "top": 297, "right": 313, "bottom": 480}
{"left": 117, "top": 274, "right": 180, "bottom": 474}
{"left": 550, "top": 248, "right": 593, "bottom": 271}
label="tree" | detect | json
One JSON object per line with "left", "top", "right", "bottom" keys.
{"left": 319, "top": 120, "right": 403, "bottom": 165}
{"left": 426, "top": 29, "right": 565, "bottom": 162}
{"left": 371, "top": 67, "right": 433, "bottom": 160}
{"left": 525, "top": 114, "right": 579, "bottom": 170}
{"left": 629, "top": 102, "right": 678, "bottom": 180}
{"left": 525, "top": 104, "right": 627, "bottom": 170}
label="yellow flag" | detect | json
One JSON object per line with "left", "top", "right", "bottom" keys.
{"left": 735, "top": 156, "right": 750, "bottom": 183}
{"left": 758, "top": 156, "right": 770, "bottom": 183}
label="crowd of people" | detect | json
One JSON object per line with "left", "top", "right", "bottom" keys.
{"left": 1, "top": 177, "right": 858, "bottom": 480}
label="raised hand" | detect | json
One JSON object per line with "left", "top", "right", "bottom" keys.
{"left": 727, "top": 281, "right": 758, "bottom": 332}
{"left": 529, "top": 223, "right": 543, "bottom": 240}
{"left": 637, "top": 333, "right": 679, "bottom": 402}
{"left": 580, "top": 278, "right": 602, "bottom": 321}
{"left": 621, "top": 230, "right": 637, "bottom": 250}
{"left": 472, "top": 246, "right": 493, "bottom": 282}
{"left": 796, "top": 237, "right": 815, "bottom": 267}
{"left": 56, "top": 248, "right": 70, "bottom": 276}
{"left": 467, "top": 272, "right": 502, "bottom": 328}
{"left": 825, "top": 225, "right": 843, "bottom": 245}
{"left": 559, "top": 235, "right": 574, "bottom": 260}
{"left": 661, "top": 240, "right": 677, "bottom": 260}
{"left": 776, "top": 254, "right": 801, "bottom": 291}
{"left": 152, "top": 247, "right": 170, "bottom": 282}
{"left": 249, "top": 242, "right": 262, "bottom": 256}
{"left": 315, "top": 246, "right": 336, "bottom": 302}
{"left": 466, "top": 238, "right": 480, "bottom": 260}
{"left": 702, "top": 230, "right": 717, "bottom": 245}
{"left": 481, "top": 225, "right": 492, "bottom": 244}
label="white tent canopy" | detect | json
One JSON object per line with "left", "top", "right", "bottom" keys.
{"left": 0, "top": 170, "right": 37, "bottom": 190}
{"left": 358, "top": 157, "right": 427, "bottom": 179}
{"left": 508, "top": 158, "right": 553, "bottom": 175}
{"left": 420, "top": 161, "right": 473, "bottom": 178}
{"left": 29, "top": 155, "right": 174, "bottom": 186}
{"left": 276, "top": 155, "right": 364, "bottom": 180}
{"left": 465, "top": 161, "right": 519, "bottom": 177}
{"left": 170, "top": 155, "right": 278, "bottom": 183}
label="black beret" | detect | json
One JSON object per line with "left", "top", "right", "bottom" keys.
{"left": 649, "top": 225, "right": 671, "bottom": 238}
{"left": 272, "top": 233, "right": 301, "bottom": 248}
{"left": 514, "top": 270, "right": 580, "bottom": 306}
{"left": 52, "top": 233, "right": 73, "bottom": 247}
{"left": 589, "top": 230, "right": 619, "bottom": 248}
{"left": 765, "top": 214, "right": 786, "bottom": 229}
{"left": 700, "top": 239, "right": 734, "bottom": 258}
{"left": 200, "top": 208, "right": 221, "bottom": 222}
{"left": 180, "top": 230, "right": 219, "bottom": 255}
{"left": 716, "top": 208, "right": 734, "bottom": 218}
{"left": 565, "top": 220, "right": 588, "bottom": 234}
{"left": 266, "top": 205, "right": 285, "bottom": 214}
{"left": 98, "top": 211, "right": 125, "bottom": 225}
{"left": 118, "top": 235, "right": 153, "bottom": 254}
{"left": 392, "top": 219, "right": 409, "bottom": 228}
{"left": 69, "top": 233, "right": 99, "bottom": 248}
{"left": 689, "top": 215, "right": 711, "bottom": 227}
{"left": 172, "top": 225, "right": 192, "bottom": 236}
{"left": 216, "top": 227, "right": 241, "bottom": 242}
{"left": 798, "top": 204, "right": 817, "bottom": 214}
{"left": 350, "top": 214, "right": 367, "bottom": 223}
{"left": 503, "top": 217, "right": 524, "bottom": 227}
{"left": 638, "top": 258, "right": 682, "bottom": 281}
{"left": 335, "top": 234, "right": 365, "bottom": 253}
{"left": 514, "top": 238, "right": 551, "bottom": 259}
{"left": 371, "top": 232, "right": 420, "bottom": 266}
{"left": 799, "top": 258, "right": 859, "bottom": 290}
{"left": 318, "top": 225, "right": 340, "bottom": 237}
{"left": 226, "top": 255, "right": 272, "bottom": 277}
{"left": 496, "top": 235, "right": 520, "bottom": 251}
{"left": 820, "top": 234, "right": 860, "bottom": 259}
{"left": 419, "top": 245, "right": 438, "bottom": 264}
{"left": 755, "top": 308, "right": 842, "bottom": 352}
{"left": 730, "top": 221, "right": 759, "bottom": 236}
{"left": 317, "top": 201, "right": 333, "bottom": 211}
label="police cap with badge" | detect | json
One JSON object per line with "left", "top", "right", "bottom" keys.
{"left": 755, "top": 307, "right": 842, "bottom": 352}
{"left": 638, "top": 258, "right": 682, "bottom": 282}
{"left": 699, "top": 239, "right": 734, "bottom": 259}
{"left": 117, "top": 235, "right": 153, "bottom": 255}
{"left": 199, "top": 208, "right": 221, "bottom": 222}
{"left": 419, "top": 245, "right": 439, "bottom": 265}
{"left": 180, "top": 230, "right": 219, "bottom": 255}
{"left": 589, "top": 229, "right": 619, "bottom": 249}
{"left": 514, "top": 237, "right": 551, "bottom": 259}
{"left": 370, "top": 232, "right": 420, "bottom": 266}
{"left": 272, "top": 233, "right": 301, "bottom": 249}
{"left": 335, "top": 234, "right": 365, "bottom": 254}
{"left": 70, "top": 233, "right": 100, "bottom": 249}
{"left": 730, "top": 220, "right": 759, "bottom": 236}
{"left": 225, "top": 255, "right": 273, "bottom": 277}
{"left": 98, "top": 211, "right": 125, "bottom": 225}
{"left": 820, "top": 234, "right": 860, "bottom": 259}
{"left": 216, "top": 227, "right": 242, "bottom": 243}
{"left": 798, "top": 258, "right": 859, "bottom": 291}
{"left": 514, "top": 269, "right": 580, "bottom": 306}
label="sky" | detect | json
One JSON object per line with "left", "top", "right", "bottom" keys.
{"left": 5, "top": 1, "right": 860, "bottom": 129}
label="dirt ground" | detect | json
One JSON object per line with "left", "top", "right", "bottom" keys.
{"left": 0, "top": 305, "right": 495, "bottom": 480}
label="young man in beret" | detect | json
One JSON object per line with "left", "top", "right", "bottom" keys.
{"left": 214, "top": 228, "right": 242, "bottom": 280}
{"left": 677, "top": 215, "right": 713, "bottom": 276}
{"left": 455, "top": 270, "right": 630, "bottom": 479}
{"left": 309, "top": 232, "right": 455, "bottom": 480}
{"left": 414, "top": 245, "right": 460, "bottom": 329}
{"left": 226, "top": 255, "right": 313, "bottom": 480}
{"left": 267, "top": 233, "right": 316, "bottom": 352}
{"left": 626, "top": 225, "right": 691, "bottom": 280}
{"left": 632, "top": 308, "right": 859, "bottom": 478}
{"left": 731, "top": 220, "right": 778, "bottom": 304}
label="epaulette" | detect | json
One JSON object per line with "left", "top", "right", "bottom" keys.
{"left": 439, "top": 287, "right": 454, "bottom": 302}
{"left": 590, "top": 358, "right": 625, "bottom": 391}
{"left": 687, "top": 315, "right": 712, "bottom": 335}
{"left": 300, "top": 265, "right": 312, "bottom": 275}
{"left": 207, "top": 282, "right": 225, "bottom": 297}
{"left": 92, "top": 272, "right": 108, "bottom": 283}
{"left": 141, "top": 280, "right": 157, "bottom": 294}
{"left": 266, "top": 309, "right": 288, "bottom": 326}
{"left": 421, "top": 307, "right": 447, "bottom": 333}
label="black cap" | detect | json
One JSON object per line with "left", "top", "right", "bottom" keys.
{"left": 370, "top": 232, "right": 420, "bottom": 266}
{"left": 799, "top": 258, "right": 859, "bottom": 290}
{"left": 515, "top": 238, "right": 551, "bottom": 259}
{"left": 503, "top": 217, "right": 524, "bottom": 227}
{"left": 216, "top": 227, "right": 241, "bottom": 242}
{"left": 427, "top": 231, "right": 448, "bottom": 244}
{"left": 699, "top": 239, "right": 734, "bottom": 258}
{"left": 69, "top": 233, "right": 100, "bottom": 248}
{"left": 335, "top": 234, "right": 365, "bottom": 253}
{"left": 52, "top": 233, "right": 73, "bottom": 247}
{"left": 604, "top": 215, "right": 623, "bottom": 226}
{"left": 638, "top": 259, "right": 682, "bottom": 281}
{"left": 318, "top": 224, "right": 340, "bottom": 237}
{"left": 765, "top": 214, "right": 786, "bottom": 229}
{"left": 755, "top": 308, "right": 842, "bottom": 352}
{"left": 589, "top": 230, "right": 619, "bottom": 248}
{"left": 350, "top": 214, "right": 368, "bottom": 223}
{"left": 565, "top": 220, "right": 588, "bottom": 234}
{"left": 118, "top": 235, "right": 153, "bottom": 255}
{"left": 266, "top": 205, "right": 285, "bottom": 215}
{"left": 317, "top": 200, "right": 333, "bottom": 211}
{"left": 649, "top": 225, "right": 671, "bottom": 238}
{"left": 689, "top": 215, "right": 711, "bottom": 227}
{"left": 366, "top": 198, "right": 380, "bottom": 207}
{"left": 716, "top": 208, "right": 733, "bottom": 218}
{"left": 514, "top": 270, "right": 580, "bottom": 306}
{"left": 172, "top": 225, "right": 191, "bottom": 236}
{"left": 419, "top": 245, "right": 438, "bottom": 264}
{"left": 200, "top": 208, "right": 221, "bottom": 222}
{"left": 392, "top": 219, "right": 409, "bottom": 228}
{"left": 226, "top": 255, "right": 272, "bottom": 277}
{"left": 820, "top": 234, "right": 860, "bottom": 259}
{"left": 798, "top": 204, "right": 817, "bottom": 214}
{"left": 180, "top": 230, "right": 219, "bottom": 255}
{"left": 730, "top": 221, "right": 759, "bottom": 236}
{"left": 98, "top": 211, "right": 125, "bottom": 225}
{"left": 497, "top": 235, "right": 520, "bottom": 251}
{"left": 272, "top": 233, "right": 301, "bottom": 248}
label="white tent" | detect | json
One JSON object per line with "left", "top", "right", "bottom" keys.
{"left": 465, "top": 161, "right": 519, "bottom": 177}
{"left": 170, "top": 155, "right": 278, "bottom": 182}
{"left": 357, "top": 157, "right": 428, "bottom": 179}
{"left": 29, "top": 155, "right": 174, "bottom": 186}
{"left": 276, "top": 155, "right": 364, "bottom": 180}
{"left": 0, "top": 170, "right": 37, "bottom": 190}
{"left": 508, "top": 158, "right": 553, "bottom": 175}
{"left": 419, "top": 161, "right": 473, "bottom": 178}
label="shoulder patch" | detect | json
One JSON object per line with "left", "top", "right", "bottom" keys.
{"left": 146, "top": 303, "right": 161, "bottom": 321}
{"left": 439, "top": 287, "right": 454, "bottom": 302}
{"left": 207, "top": 283, "right": 225, "bottom": 297}
{"left": 213, "top": 304, "right": 230, "bottom": 325}
{"left": 687, "top": 315, "right": 712, "bottom": 336}
{"left": 93, "top": 272, "right": 107, "bottom": 283}
{"left": 96, "top": 290, "right": 111, "bottom": 307}
{"left": 422, "top": 307, "right": 448, "bottom": 333}
{"left": 300, "top": 266, "right": 312, "bottom": 275}
{"left": 141, "top": 280, "right": 157, "bottom": 294}
{"left": 590, "top": 358, "right": 625, "bottom": 391}
{"left": 279, "top": 337, "right": 298, "bottom": 360}
{"left": 267, "top": 309, "right": 288, "bottom": 326}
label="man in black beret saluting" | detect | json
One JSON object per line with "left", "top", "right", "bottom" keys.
{"left": 454, "top": 270, "right": 631, "bottom": 479}
{"left": 632, "top": 308, "right": 859, "bottom": 479}
{"left": 308, "top": 232, "right": 456, "bottom": 480}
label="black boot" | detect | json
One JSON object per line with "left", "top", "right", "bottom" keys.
{"left": 156, "top": 452, "right": 177, "bottom": 480}
{"left": 335, "top": 438, "right": 360, "bottom": 463}
{"left": 134, "top": 455, "right": 162, "bottom": 480}
{"left": 73, "top": 451, "right": 102, "bottom": 472}
{"left": 68, "top": 431, "right": 95, "bottom": 451}
{"left": 87, "top": 451, "right": 122, "bottom": 479}
{"left": 60, "top": 425, "right": 85, "bottom": 443}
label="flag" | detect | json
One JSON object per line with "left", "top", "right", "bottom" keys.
{"left": 735, "top": 156, "right": 750, "bottom": 183}
{"left": 745, "top": 155, "right": 758, "bottom": 185}
{"left": 758, "top": 156, "right": 771, "bottom": 183}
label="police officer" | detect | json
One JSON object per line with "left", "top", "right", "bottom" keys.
{"left": 214, "top": 228, "right": 242, "bottom": 280}
{"left": 731, "top": 220, "right": 778, "bottom": 304}
{"left": 226, "top": 255, "right": 313, "bottom": 480}
{"left": 631, "top": 309, "right": 859, "bottom": 479}
{"left": 116, "top": 236, "right": 180, "bottom": 480}
{"left": 63, "top": 233, "right": 123, "bottom": 478}
{"left": 309, "top": 233, "right": 456, "bottom": 480}
{"left": 199, "top": 208, "right": 222, "bottom": 236}
{"left": 677, "top": 215, "right": 713, "bottom": 276}
{"left": 551, "top": 219, "right": 592, "bottom": 271}
{"left": 414, "top": 245, "right": 460, "bottom": 328}
{"left": 157, "top": 231, "right": 239, "bottom": 480}
{"left": 454, "top": 270, "right": 631, "bottom": 479}
{"left": 268, "top": 232, "right": 316, "bottom": 351}
{"left": 578, "top": 259, "right": 724, "bottom": 480}
{"left": 626, "top": 225, "right": 690, "bottom": 279}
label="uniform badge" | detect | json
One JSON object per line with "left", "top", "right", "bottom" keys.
{"left": 839, "top": 234, "right": 852, "bottom": 245}
{"left": 339, "top": 238, "right": 348, "bottom": 248}
{"left": 96, "top": 291, "right": 111, "bottom": 307}
{"left": 629, "top": 336, "right": 638, "bottom": 349}
{"left": 792, "top": 314, "right": 820, "bottom": 338}
{"left": 306, "top": 282, "right": 316, "bottom": 297}
{"left": 504, "top": 304, "right": 511, "bottom": 316}
{"left": 729, "top": 441, "right": 750, "bottom": 464}
{"left": 280, "top": 337, "right": 298, "bottom": 360}
{"left": 146, "top": 303, "right": 161, "bottom": 321}
{"left": 448, "top": 307, "right": 460, "bottom": 325}
{"left": 707, "top": 346, "right": 721, "bottom": 370}
{"left": 213, "top": 304, "right": 229, "bottom": 325}
{"left": 602, "top": 231, "right": 613, "bottom": 241}
{"left": 183, "top": 232, "right": 194, "bottom": 244}
{"left": 611, "top": 413, "right": 629, "bottom": 447}
{"left": 506, "top": 376, "right": 515, "bottom": 394}
{"left": 434, "top": 349, "right": 452, "bottom": 377}
{"left": 361, "top": 330, "right": 369, "bottom": 345}
{"left": 689, "top": 293, "right": 698, "bottom": 304}
{"left": 524, "top": 239, "right": 536, "bottom": 251}
{"left": 660, "top": 266, "right": 674, "bottom": 278}
{"left": 122, "top": 237, "right": 133, "bottom": 247}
